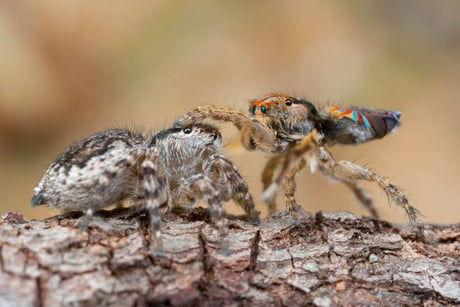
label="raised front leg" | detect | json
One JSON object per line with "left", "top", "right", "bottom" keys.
{"left": 175, "top": 105, "right": 287, "bottom": 153}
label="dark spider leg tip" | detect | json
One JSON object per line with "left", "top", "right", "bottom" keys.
{"left": 251, "top": 216, "right": 261, "bottom": 226}
{"left": 30, "top": 193, "right": 44, "bottom": 208}
{"left": 287, "top": 205, "right": 309, "bottom": 226}
{"left": 415, "top": 225, "right": 437, "bottom": 246}
{"left": 154, "top": 248, "right": 165, "bottom": 257}
{"left": 288, "top": 211, "right": 302, "bottom": 227}
{"left": 78, "top": 221, "right": 89, "bottom": 231}
{"left": 427, "top": 238, "right": 439, "bottom": 248}
{"left": 218, "top": 242, "right": 231, "bottom": 257}
{"left": 151, "top": 234, "right": 165, "bottom": 256}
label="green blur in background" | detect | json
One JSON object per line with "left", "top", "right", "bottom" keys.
{"left": 0, "top": 1, "right": 459, "bottom": 223}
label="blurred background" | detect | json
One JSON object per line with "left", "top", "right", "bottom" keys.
{"left": 0, "top": 0, "right": 459, "bottom": 224}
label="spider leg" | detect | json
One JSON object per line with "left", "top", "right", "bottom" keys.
{"left": 179, "top": 174, "right": 230, "bottom": 254}
{"left": 313, "top": 146, "right": 424, "bottom": 238}
{"left": 240, "top": 120, "right": 288, "bottom": 153}
{"left": 261, "top": 155, "right": 283, "bottom": 214}
{"left": 77, "top": 176, "right": 116, "bottom": 230}
{"left": 175, "top": 105, "right": 253, "bottom": 130}
{"left": 344, "top": 182, "right": 379, "bottom": 219}
{"left": 77, "top": 207, "right": 95, "bottom": 230}
{"left": 204, "top": 154, "right": 259, "bottom": 225}
{"left": 282, "top": 157, "right": 307, "bottom": 219}
{"left": 262, "top": 130, "right": 318, "bottom": 207}
{"left": 141, "top": 147, "right": 168, "bottom": 254}
{"left": 176, "top": 105, "right": 287, "bottom": 153}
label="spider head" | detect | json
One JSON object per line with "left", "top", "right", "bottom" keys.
{"left": 179, "top": 124, "right": 222, "bottom": 146}
{"left": 249, "top": 94, "right": 320, "bottom": 140}
{"left": 249, "top": 94, "right": 295, "bottom": 117}
{"left": 151, "top": 124, "right": 222, "bottom": 160}
{"left": 250, "top": 94, "right": 318, "bottom": 118}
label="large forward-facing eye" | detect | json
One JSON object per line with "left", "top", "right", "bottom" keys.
{"left": 252, "top": 106, "right": 258, "bottom": 114}
{"left": 261, "top": 105, "right": 267, "bottom": 113}
{"left": 183, "top": 127, "right": 192, "bottom": 134}
{"left": 285, "top": 98, "right": 292, "bottom": 106}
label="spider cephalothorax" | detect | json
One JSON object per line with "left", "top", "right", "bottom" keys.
{"left": 249, "top": 94, "right": 320, "bottom": 142}
{"left": 176, "top": 94, "right": 424, "bottom": 239}
{"left": 32, "top": 123, "right": 259, "bottom": 253}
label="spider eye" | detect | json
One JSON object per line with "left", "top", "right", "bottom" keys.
{"left": 261, "top": 106, "right": 267, "bottom": 113}
{"left": 285, "top": 99, "right": 292, "bottom": 106}
{"left": 252, "top": 106, "right": 257, "bottom": 114}
{"left": 183, "top": 127, "right": 192, "bottom": 134}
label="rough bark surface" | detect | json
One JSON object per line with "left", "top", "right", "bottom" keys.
{"left": 0, "top": 208, "right": 458, "bottom": 307}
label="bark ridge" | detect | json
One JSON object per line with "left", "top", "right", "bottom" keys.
{"left": 0, "top": 209, "right": 458, "bottom": 306}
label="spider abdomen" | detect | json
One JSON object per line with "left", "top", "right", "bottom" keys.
{"left": 323, "top": 107, "right": 401, "bottom": 145}
{"left": 31, "top": 129, "right": 145, "bottom": 212}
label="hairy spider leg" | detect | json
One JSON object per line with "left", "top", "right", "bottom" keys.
{"left": 204, "top": 153, "right": 260, "bottom": 225}
{"left": 175, "top": 105, "right": 287, "bottom": 153}
{"left": 186, "top": 174, "right": 230, "bottom": 254}
{"left": 261, "top": 130, "right": 319, "bottom": 206}
{"left": 261, "top": 155, "right": 284, "bottom": 213}
{"left": 312, "top": 146, "right": 424, "bottom": 238}
{"left": 282, "top": 157, "right": 307, "bottom": 220}
{"left": 344, "top": 182, "right": 379, "bottom": 219}
{"left": 141, "top": 147, "right": 168, "bottom": 254}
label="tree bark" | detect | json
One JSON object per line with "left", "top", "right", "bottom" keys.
{"left": 0, "top": 208, "right": 458, "bottom": 307}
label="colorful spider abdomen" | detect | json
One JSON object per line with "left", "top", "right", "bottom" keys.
{"left": 355, "top": 108, "right": 401, "bottom": 138}
{"left": 329, "top": 107, "right": 372, "bottom": 128}
{"left": 324, "top": 106, "right": 401, "bottom": 145}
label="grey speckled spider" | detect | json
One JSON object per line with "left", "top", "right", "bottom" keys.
{"left": 31, "top": 123, "right": 259, "bottom": 253}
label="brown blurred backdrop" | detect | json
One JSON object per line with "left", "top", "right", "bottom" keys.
{"left": 0, "top": 1, "right": 459, "bottom": 224}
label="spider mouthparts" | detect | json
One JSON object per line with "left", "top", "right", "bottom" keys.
{"left": 30, "top": 193, "right": 44, "bottom": 207}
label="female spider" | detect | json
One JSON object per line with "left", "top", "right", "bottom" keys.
{"left": 31, "top": 123, "right": 259, "bottom": 253}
